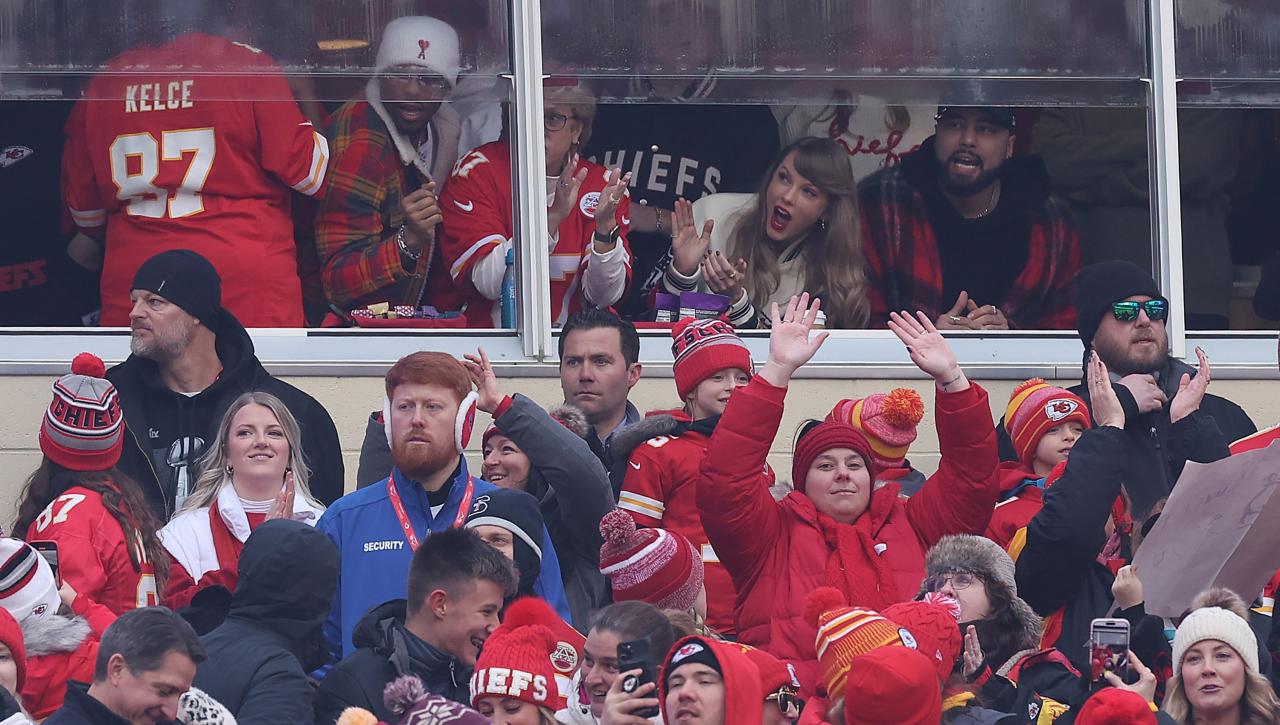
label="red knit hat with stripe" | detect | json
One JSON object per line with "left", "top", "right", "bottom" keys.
{"left": 499, "top": 597, "right": 584, "bottom": 703}
{"left": 470, "top": 610, "right": 566, "bottom": 712}
{"left": 670, "top": 318, "right": 753, "bottom": 400}
{"left": 826, "top": 389, "right": 925, "bottom": 469}
{"left": 792, "top": 423, "right": 879, "bottom": 495}
{"left": 737, "top": 644, "right": 799, "bottom": 694}
{"left": 39, "top": 353, "right": 125, "bottom": 472}
{"left": 1004, "top": 379, "right": 1090, "bottom": 466}
{"left": 598, "top": 509, "right": 704, "bottom": 611}
{"left": 804, "top": 588, "right": 904, "bottom": 698}
{"left": 883, "top": 592, "right": 963, "bottom": 683}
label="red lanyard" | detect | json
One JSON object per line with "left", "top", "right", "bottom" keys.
{"left": 386, "top": 471, "right": 476, "bottom": 552}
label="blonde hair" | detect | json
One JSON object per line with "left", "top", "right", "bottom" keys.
{"left": 544, "top": 83, "right": 597, "bottom": 149}
{"left": 1162, "top": 668, "right": 1280, "bottom": 724}
{"left": 183, "top": 392, "right": 320, "bottom": 514}
{"left": 662, "top": 608, "right": 722, "bottom": 640}
{"left": 727, "top": 137, "right": 870, "bottom": 328}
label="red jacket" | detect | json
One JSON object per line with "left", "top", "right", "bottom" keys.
{"left": 22, "top": 596, "right": 115, "bottom": 719}
{"left": 660, "top": 636, "right": 763, "bottom": 724}
{"left": 985, "top": 463, "right": 1048, "bottom": 550}
{"left": 697, "top": 377, "right": 999, "bottom": 694}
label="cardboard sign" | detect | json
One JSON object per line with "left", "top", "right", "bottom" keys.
{"left": 1132, "top": 441, "right": 1280, "bottom": 618}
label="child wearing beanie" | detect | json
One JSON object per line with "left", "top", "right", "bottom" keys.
{"left": 598, "top": 510, "right": 706, "bottom": 618}
{"left": 15, "top": 353, "right": 168, "bottom": 622}
{"left": 615, "top": 317, "right": 768, "bottom": 635}
{"left": 985, "top": 379, "right": 1091, "bottom": 548}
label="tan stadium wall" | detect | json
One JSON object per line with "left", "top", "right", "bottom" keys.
{"left": 1, "top": 373, "right": 1277, "bottom": 525}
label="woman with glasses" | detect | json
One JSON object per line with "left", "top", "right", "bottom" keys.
{"left": 439, "top": 80, "right": 634, "bottom": 327}
{"left": 695, "top": 295, "right": 1000, "bottom": 696}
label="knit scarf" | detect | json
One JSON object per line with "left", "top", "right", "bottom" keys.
{"left": 813, "top": 495, "right": 900, "bottom": 611}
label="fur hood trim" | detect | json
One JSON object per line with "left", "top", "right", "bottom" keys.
{"left": 547, "top": 404, "right": 591, "bottom": 439}
{"left": 21, "top": 614, "right": 91, "bottom": 657}
{"left": 608, "top": 414, "right": 683, "bottom": 462}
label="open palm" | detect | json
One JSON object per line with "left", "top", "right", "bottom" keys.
{"left": 767, "top": 294, "right": 829, "bottom": 371}
{"left": 888, "top": 310, "right": 957, "bottom": 379}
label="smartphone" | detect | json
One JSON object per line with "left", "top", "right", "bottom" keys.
{"left": 617, "top": 639, "right": 659, "bottom": 718}
{"left": 29, "top": 540, "right": 60, "bottom": 586}
{"left": 1089, "top": 618, "right": 1130, "bottom": 683}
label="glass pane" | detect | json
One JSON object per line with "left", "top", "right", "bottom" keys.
{"left": 0, "top": 3, "right": 515, "bottom": 329}
{"left": 1176, "top": 1, "right": 1280, "bottom": 80}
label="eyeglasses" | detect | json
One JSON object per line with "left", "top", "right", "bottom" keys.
{"left": 766, "top": 688, "right": 803, "bottom": 718}
{"left": 545, "top": 111, "right": 574, "bottom": 131}
{"left": 1110, "top": 299, "right": 1167, "bottom": 323}
{"left": 924, "top": 572, "right": 981, "bottom": 592}
{"left": 382, "top": 72, "right": 451, "bottom": 95}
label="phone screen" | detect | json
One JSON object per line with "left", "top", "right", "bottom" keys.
{"left": 1090, "top": 628, "right": 1130, "bottom": 682}
{"left": 29, "top": 542, "right": 60, "bottom": 587}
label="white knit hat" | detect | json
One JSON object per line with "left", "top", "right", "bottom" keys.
{"left": 1172, "top": 606, "right": 1259, "bottom": 676}
{"left": 374, "top": 16, "right": 460, "bottom": 86}
{"left": 0, "top": 540, "right": 61, "bottom": 624}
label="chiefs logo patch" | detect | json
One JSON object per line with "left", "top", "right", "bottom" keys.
{"left": 1044, "top": 399, "right": 1079, "bottom": 422}
{"left": 552, "top": 641, "right": 579, "bottom": 673}
{"left": 671, "top": 642, "right": 704, "bottom": 662}
{"left": 0, "top": 146, "right": 33, "bottom": 168}
{"left": 898, "top": 627, "right": 918, "bottom": 650}
{"left": 579, "top": 191, "right": 600, "bottom": 218}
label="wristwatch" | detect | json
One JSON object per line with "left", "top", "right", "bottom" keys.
{"left": 593, "top": 225, "right": 622, "bottom": 247}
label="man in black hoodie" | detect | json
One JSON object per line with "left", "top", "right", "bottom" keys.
{"left": 313, "top": 528, "right": 516, "bottom": 723}
{"left": 193, "top": 518, "right": 339, "bottom": 724}
{"left": 859, "top": 106, "right": 1081, "bottom": 330}
{"left": 107, "top": 249, "right": 344, "bottom": 517}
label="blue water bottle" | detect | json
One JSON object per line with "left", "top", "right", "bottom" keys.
{"left": 500, "top": 247, "right": 516, "bottom": 327}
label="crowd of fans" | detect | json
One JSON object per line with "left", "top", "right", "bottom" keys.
{"left": 13, "top": 9, "right": 1280, "bottom": 333}
{"left": 0, "top": 238, "right": 1278, "bottom": 725}
{"left": 6, "top": 9, "right": 1280, "bottom": 725}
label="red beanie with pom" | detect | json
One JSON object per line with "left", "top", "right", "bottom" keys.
{"left": 470, "top": 615, "right": 565, "bottom": 711}
{"left": 1074, "top": 688, "right": 1157, "bottom": 724}
{"left": 500, "top": 598, "right": 584, "bottom": 702}
{"left": 598, "top": 509, "right": 704, "bottom": 611}
{"left": 792, "top": 422, "right": 878, "bottom": 495}
{"left": 1004, "top": 378, "right": 1090, "bottom": 467}
{"left": 39, "top": 353, "right": 125, "bottom": 471}
{"left": 804, "top": 588, "right": 903, "bottom": 698}
{"left": 883, "top": 592, "right": 963, "bottom": 683}
{"left": 844, "top": 647, "right": 942, "bottom": 725}
{"left": 826, "top": 388, "right": 924, "bottom": 470}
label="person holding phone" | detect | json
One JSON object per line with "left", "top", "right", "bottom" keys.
{"left": 159, "top": 391, "right": 326, "bottom": 610}
{"left": 15, "top": 353, "right": 168, "bottom": 617}
{"left": 559, "top": 602, "right": 675, "bottom": 725}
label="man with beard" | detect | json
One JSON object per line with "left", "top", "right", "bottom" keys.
{"left": 315, "top": 16, "right": 465, "bottom": 312}
{"left": 997, "top": 260, "right": 1255, "bottom": 518}
{"left": 317, "top": 351, "right": 571, "bottom": 666}
{"left": 107, "top": 250, "right": 344, "bottom": 518}
{"left": 860, "top": 106, "right": 1081, "bottom": 330}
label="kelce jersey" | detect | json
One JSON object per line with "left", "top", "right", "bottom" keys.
{"left": 62, "top": 33, "right": 329, "bottom": 327}
{"left": 619, "top": 428, "right": 776, "bottom": 634}
{"left": 25, "top": 486, "right": 158, "bottom": 615}
{"left": 439, "top": 140, "right": 631, "bottom": 326}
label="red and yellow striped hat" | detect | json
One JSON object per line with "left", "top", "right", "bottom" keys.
{"left": 804, "top": 588, "right": 905, "bottom": 698}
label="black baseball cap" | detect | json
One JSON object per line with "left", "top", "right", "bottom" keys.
{"left": 935, "top": 106, "right": 1016, "bottom": 132}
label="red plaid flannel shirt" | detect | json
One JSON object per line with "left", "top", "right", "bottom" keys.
{"left": 859, "top": 151, "right": 1081, "bottom": 330}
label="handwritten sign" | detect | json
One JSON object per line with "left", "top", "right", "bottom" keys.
{"left": 1133, "top": 441, "right": 1280, "bottom": 618}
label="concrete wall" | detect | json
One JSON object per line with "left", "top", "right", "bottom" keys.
{"left": 4, "top": 372, "right": 1277, "bottom": 525}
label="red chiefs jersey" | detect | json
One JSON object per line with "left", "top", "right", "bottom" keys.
{"left": 619, "top": 426, "right": 775, "bottom": 634}
{"left": 438, "top": 140, "right": 631, "bottom": 326}
{"left": 25, "top": 486, "right": 158, "bottom": 616}
{"left": 62, "top": 33, "right": 329, "bottom": 327}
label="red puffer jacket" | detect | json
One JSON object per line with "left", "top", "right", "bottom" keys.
{"left": 697, "top": 376, "right": 999, "bottom": 695}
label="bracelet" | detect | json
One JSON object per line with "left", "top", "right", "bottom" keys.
{"left": 396, "top": 225, "right": 422, "bottom": 261}
{"left": 656, "top": 208, "right": 666, "bottom": 236}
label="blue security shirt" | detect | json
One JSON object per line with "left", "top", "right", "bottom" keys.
{"left": 318, "top": 460, "right": 572, "bottom": 663}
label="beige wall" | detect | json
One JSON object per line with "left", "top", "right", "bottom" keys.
{"left": 3, "top": 373, "right": 1277, "bottom": 524}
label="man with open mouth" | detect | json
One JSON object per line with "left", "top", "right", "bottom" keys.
{"left": 859, "top": 105, "right": 1081, "bottom": 331}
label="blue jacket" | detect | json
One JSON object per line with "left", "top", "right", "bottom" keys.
{"left": 318, "top": 459, "right": 572, "bottom": 662}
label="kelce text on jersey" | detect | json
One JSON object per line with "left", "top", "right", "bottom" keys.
{"left": 125, "top": 80, "right": 195, "bottom": 113}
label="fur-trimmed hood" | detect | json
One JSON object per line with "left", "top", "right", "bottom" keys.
{"left": 547, "top": 404, "right": 591, "bottom": 439}
{"left": 21, "top": 614, "right": 91, "bottom": 658}
{"left": 918, "top": 535, "right": 1043, "bottom": 653}
{"left": 609, "top": 411, "right": 721, "bottom": 465}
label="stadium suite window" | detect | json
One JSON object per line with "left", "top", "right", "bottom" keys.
{"left": 2, "top": 0, "right": 1277, "bottom": 369}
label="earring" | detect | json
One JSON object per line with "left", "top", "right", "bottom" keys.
{"left": 817, "top": 218, "right": 828, "bottom": 231}
{"left": 225, "top": 465, "right": 234, "bottom": 476}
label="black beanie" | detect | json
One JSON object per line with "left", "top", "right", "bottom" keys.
{"left": 1073, "top": 260, "right": 1167, "bottom": 349}
{"left": 131, "top": 250, "right": 225, "bottom": 331}
{"left": 465, "top": 488, "right": 544, "bottom": 595}
{"left": 665, "top": 637, "right": 723, "bottom": 682}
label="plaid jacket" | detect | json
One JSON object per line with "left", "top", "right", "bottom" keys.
{"left": 316, "top": 99, "right": 456, "bottom": 309}
{"left": 859, "top": 144, "right": 1081, "bottom": 330}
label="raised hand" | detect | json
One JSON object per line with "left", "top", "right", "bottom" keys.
{"left": 462, "top": 347, "right": 504, "bottom": 415}
{"left": 1169, "top": 346, "right": 1211, "bottom": 424}
{"left": 1104, "top": 650, "right": 1157, "bottom": 704}
{"left": 400, "top": 181, "right": 443, "bottom": 253}
{"left": 962, "top": 625, "right": 985, "bottom": 679}
{"left": 1088, "top": 351, "right": 1126, "bottom": 429}
{"left": 701, "top": 251, "right": 746, "bottom": 302}
{"left": 593, "top": 167, "right": 632, "bottom": 237}
{"left": 1111, "top": 564, "right": 1144, "bottom": 610}
{"left": 548, "top": 156, "right": 588, "bottom": 230}
{"left": 888, "top": 310, "right": 968, "bottom": 391}
{"left": 760, "top": 293, "right": 830, "bottom": 386}
{"left": 670, "top": 198, "right": 713, "bottom": 276}
{"left": 267, "top": 470, "right": 296, "bottom": 521}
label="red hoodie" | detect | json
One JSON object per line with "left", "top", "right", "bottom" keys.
{"left": 660, "top": 636, "right": 764, "bottom": 725}
{"left": 984, "top": 462, "right": 1060, "bottom": 550}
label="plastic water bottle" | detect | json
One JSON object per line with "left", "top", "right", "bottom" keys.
{"left": 500, "top": 247, "right": 516, "bottom": 327}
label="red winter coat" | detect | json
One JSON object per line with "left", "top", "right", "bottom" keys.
{"left": 697, "top": 377, "right": 999, "bottom": 695}
{"left": 22, "top": 596, "right": 115, "bottom": 718}
{"left": 985, "top": 463, "right": 1049, "bottom": 550}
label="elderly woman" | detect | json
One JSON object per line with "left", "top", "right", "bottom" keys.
{"left": 696, "top": 294, "right": 1000, "bottom": 695}
{"left": 159, "top": 392, "right": 326, "bottom": 609}
{"left": 440, "top": 80, "right": 633, "bottom": 327}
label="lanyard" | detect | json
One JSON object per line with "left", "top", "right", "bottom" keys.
{"left": 386, "top": 470, "right": 476, "bottom": 552}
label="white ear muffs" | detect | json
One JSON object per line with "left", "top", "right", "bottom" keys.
{"left": 384, "top": 390, "right": 479, "bottom": 455}
{"left": 456, "top": 390, "right": 479, "bottom": 454}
